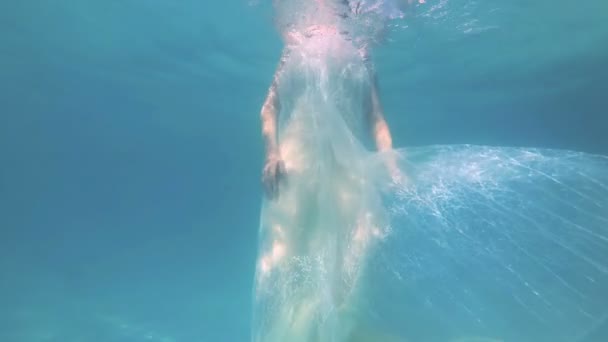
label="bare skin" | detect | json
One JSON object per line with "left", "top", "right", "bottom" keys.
{"left": 260, "top": 50, "right": 290, "bottom": 200}
{"left": 369, "top": 71, "right": 403, "bottom": 184}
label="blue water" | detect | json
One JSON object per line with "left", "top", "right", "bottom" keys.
{"left": 0, "top": 1, "right": 607, "bottom": 341}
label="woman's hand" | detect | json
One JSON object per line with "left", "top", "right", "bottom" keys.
{"left": 262, "top": 154, "right": 287, "bottom": 200}
{"left": 384, "top": 151, "right": 406, "bottom": 186}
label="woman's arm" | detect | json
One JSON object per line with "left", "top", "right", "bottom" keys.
{"left": 359, "top": 48, "right": 390, "bottom": 150}
{"left": 261, "top": 49, "right": 289, "bottom": 199}
{"left": 370, "top": 82, "right": 393, "bottom": 153}
{"left": 261, "top": 78, "right": 280, "bottom": 160}
{"left": 367, "top": 71, "right": 404, "bottom": 183}
{"left": 360, "top": 48, "right": 394, "bottom": 153}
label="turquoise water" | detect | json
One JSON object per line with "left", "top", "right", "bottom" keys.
{"left": 1, "top": 1, "right": 607, "bottom": 341}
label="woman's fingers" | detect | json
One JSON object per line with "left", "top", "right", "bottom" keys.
{"left": 277, "top": 160, "right": 287, "bottom": 182}
{"left": 262, "top": 159, "right": 287, "bottom": 200}
{"left": 262, "top": 165, "right": 275, "bottom": 199}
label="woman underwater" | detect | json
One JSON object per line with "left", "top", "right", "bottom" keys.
{"left": 253, "top": 1, "right": 608, "bottom": 341}
{"left": 254, "top": 1, "right": 410, "bottom": 341}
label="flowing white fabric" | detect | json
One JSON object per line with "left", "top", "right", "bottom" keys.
{"left": 374, "top": 146, "right": 608, "bottom": 342}
{"left": 253, "top": 31, "right": 394, "bottom": 341}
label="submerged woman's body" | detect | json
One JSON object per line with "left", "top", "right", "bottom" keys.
{"left": 253, "top": 1, "right": 412, "bottom": 341}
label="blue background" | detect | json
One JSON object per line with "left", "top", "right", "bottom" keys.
{"left": 0, "top": 0, "right": 607, "bottom": 341}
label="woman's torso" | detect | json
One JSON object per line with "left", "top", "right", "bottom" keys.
{"left": 271, "top": 0, "right": 405, "bottom": 171}
{"left": 275, "top": 32, "right": 373, "bottom": 174}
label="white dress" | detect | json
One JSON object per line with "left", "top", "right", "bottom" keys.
{"left": 253, "top": 23, "right": 394, "bottom": 342}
